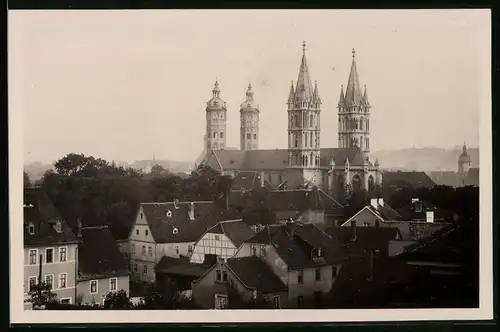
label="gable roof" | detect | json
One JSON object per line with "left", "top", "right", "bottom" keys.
{"left": 204, "top": 219, "right": 256, "bottom": 247}
{"left": 226, "top": 256, "right": 287, "bottom": 293}
{"left": 204, "top": 147, "right": 367, "bottom": 171}
{"left": 382, "top": 171, "right": 436, "bottom": 189}
{"left": 341, "top": 202, "right": 403, "bottom": 226}
{"left": 78, "top": 226, "right": 129, "bottom": 280}
{"left": 139, "top": 201, "right": 223, "bottom": 243}
{"left": 246, "top": 223, "right": 342, "bottom": 269}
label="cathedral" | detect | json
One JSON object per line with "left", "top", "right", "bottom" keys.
{"left": 200, "top": 42, "right": 383, "bottom": 201}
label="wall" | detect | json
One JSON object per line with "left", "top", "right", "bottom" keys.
{"left": 303, "top": 210, "right": 325, "bottom": 229}
{"left": 234, "top": 243, "right": 289, "bottom": 285}
{"left": 24, "top": 243, "right": 78, "bottom": 306}
{"left": 287, "top": 264, "right": 336, "bottom": 308}
{"left": 156, "top": 242, "right": 194, "bottom": 262}
{"left": 128, "top": 206, "right": 157, "bottom": 282}
{"left": 190, "top": 232, "right": 237, "bottom": 264}
{"left": 76, "top": 275, "right": 130, "bottom": 306}
{"left": 192, "top": 261, "right": 236, "bottom": 309}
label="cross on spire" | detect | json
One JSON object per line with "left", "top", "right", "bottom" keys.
{"left": 302, "top": 40, "right": 306, "bottom": 53}
{"left": 352, "top": 48, "right": 356, "bottom": 59}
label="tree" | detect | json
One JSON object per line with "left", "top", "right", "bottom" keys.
{"left": 345, "top": 188, "right": 369, "bottom": 218}
{"left": 28, "top": 282, "right": 57, "bottom": 308}
{"left": 103, "top": 290, "right": 132, "bottom": 309}
{"left": 242, "top": 187, "right": 276, "bottom": 225}
{"left": 24, "top": 171, "right": 32, "bottom": 188}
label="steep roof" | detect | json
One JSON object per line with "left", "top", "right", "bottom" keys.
{"left": 246, "top": 223, "right": 342, "bottom": 269}
{"left": 428, "top": 171, "right": 463, "bottom": 187}
{"left": 206, "top": 147, "right": 366, "bottom": 171}
{"left": 156, "top": 256, "right": 210, "bottom": 277}
{"left": 382, "top": 171, "right": 436, "bottom": 189}
{"left": 140, "top": 201, "right": 223, "bottom": 243}
{"left": 24, "top": 218, "right": 78, "bottom": 247}
{"left": 397, "top": 200, "right": 455, "bottom": 222}
{"left": 344, "top": 50, "right": 364, "bottom": 107}
{"left": 367, "top": 204, "right": 403, "bottom": 221}
{"left": 226, "top": 256, "right": 287, "bottom": 293}
{"left": 78, "top": 226, "right": 129, "bottom": 280}
{"left": 317, "top": 189, "right": 345, "bottom": 216}
{"left": 205, "top": 219, "right": 256, "bottom": 247}
{"left": 294, "top": 42, "right": 314, "bottom": 103}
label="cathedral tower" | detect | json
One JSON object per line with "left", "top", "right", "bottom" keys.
{"left": 205, "top": 80, "right": 227, "bottom": 151}
{"left": 240, "top": 84, "right": 260, "bottom": 150}
{"left": 458, "top": 142, "right": 471, "bottom": 175}
{"left": 338, "top": 49, "right": 371, "bottom": 155}
{"left": 287, "top": 41, "right": 322, "bottom": 186}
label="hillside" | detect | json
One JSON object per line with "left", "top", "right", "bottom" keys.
{"left": 371, "top": 147, "right": 479, "bottom": 172}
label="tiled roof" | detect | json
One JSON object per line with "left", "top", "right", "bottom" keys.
{"left": 206, "top": 147, "right": 366, "bottom": 171}
{"left": 156, "top": 256, "right": 210, "bottom": 277}
{"left": 365, "top": 204, "right": 403, "bottom": 221}
{"left": 397, "top": 200, "right": 455, "bottom": 222}
{"left": 205, "top": 220, "right": 255, "bottom": 247}
{"left": 78, "top": 226, "right": 129, "bottom": 280}
{"left": 24, "top": 218, "right": 78, "bottom": 247}
{"left": 325, "top": 226, "right": 401, "bottom": 259}
{"left": 465, "top": 168, "right": 479, "bottom": 186}
{"left": 140, "top": 201, "right": 224, "bottom": 243}
{"left": 317, "top": 189, "right": 345, "bottom": 216}
{"left": 226, "top": 256, "right": 287, "bottom": 293}
{"left": 24, "top": 187, "right": 63, "bottom": 222}
{"left": 382, "top": 171, "right": 436, "bottom": 189}
{"left": 246, "top": 223, "right": 342, "bottom": 269}
{"left": 428, "top": 171, "right": 463, "bottom": 187}
{"left": 230, "top": 171, "right": 275, "bottom": 191}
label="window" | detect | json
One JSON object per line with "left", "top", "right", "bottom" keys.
{"left": 273, "top": 295, "right": 280, "bottom": 309}
{"left": 136, "top": 229, "right": 139, "bottom": 235}
{"left": 132, "top": 244, "right": 136, "bottom": 254}
{"left": 59, "top": 273, "right": 67, "bottom": 289}
{"left": 28, "top": 277, "right": 37, "bottom": 292}
{"left": 260, "top": 245, "right": 266, "bottom": 257}
{"left": 59, "top": 247, "right": 67, "bottom": 262}
{"left": 174, "top": 245, "right": 180, "bottom": 255}
{"left": 222, "top": 270, "right": 228, "bottom": 282}
{"left": 220, "top": 132, "right": 224, "bottom": 139}
{"left": 143, "top": 265, "right": 148, "bottom": 275}
{"left": 167, "top": 210, "right": 172, "bottom": 217}
{"left": 60, "top": 298, "right": 71, "bottom": 304}
{"left": 363, "top": 222, "right": 370, "bottom": 227}
{"left": 29, "top": 249, "right": 37, "bottom": 265}
{"left": 317, "top": 248, "right": 323, "bottom": 258}
{"left": 297, "top": 270, "right": 304, "bottom": 284}
{"left": 55, "top": 221, "right": 62, "bottom": 233}
{"left": 133, "top": 264, "right": 138, "bottom": 273}
{"left": 140, "top": 213, "right": 143, "bottom": 219}
{"left": 28, "top": 223, "right": 35, "bottom": 235}
{"left": 45, "top": 248, "right": 53, "bottom": 263}
{"left": 253, "top": 134, "right": 257, "bottom": 139}
{"left": 148, "top": 247, "right": 153, "bottom": 257}
{"left": 109, "top": 278, "right": 117, "bottom": 291}
{"left": 142, "top": 246, "right": 146, "bottom": 256}
{"left": 45, "top": 275, "right": 54, "bottom": 290}
{"left": 332, "top": 266, "right": 338, "bottom": 278}
{"left": 250, "top": 245, "right": 257, "bottom": 256}
{"left": 247, "top": 133, "right": 251, "bottom": 139}
{"left": 173, "top": 227, "right": 178, "bottom": 235}
{"left": 215, "top": 294, "right": 228, "bottom": 310}
{"left": 214, "top": 235, "right": 220, "bottom": 241}
{"left": 145, "top": 229, "right": 149, "bottom": 236}
{"left": 215, "top": 269, "right": 227, "bottom": 282}
{"left": 213, "top": 132, "right": 217, "bottom": 138}
{"left": 188, "top": 245, "right": 193, "bottom": 254}
{"left": 90, "top": 280, "right": 98, "bottom": 294}
{"left": 315, "top": 268, "right": 321, "bottom": 282}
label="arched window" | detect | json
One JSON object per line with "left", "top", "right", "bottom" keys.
{"left": 337, "top": 175, "right": 344, "bottom": 194}
{"left": 305, "top": 133, "right": 308, "bottom": 147}
{"left": 310, "top": 114, "right": 314, "bottom": 128}
{"left": 368, "top": 175, "right": 375, "bottom": 192}
{"left": 305, "top": 155, "right": 308, "bottom": 166}
{"left": 360, "top": 119, "right": 363, "bottom": 130}
{"left": 352, "top": 174, "right": 362, "bottom": 192}
{"left": 367, "top": 120, "right": 370, "bottom": 131}
{"left": 310, "top": 153, "right": 313, "bottom": 166}
{"left": 366, "top": 138, "right": 370, "bottom": 149}
{"left": 310, "top": 132, "right": 313, "bottom": 147}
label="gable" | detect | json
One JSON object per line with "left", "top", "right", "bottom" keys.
{"left": 341, "top": 206, "right": 382, "bottom": 227}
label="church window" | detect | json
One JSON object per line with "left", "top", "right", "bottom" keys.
{"left": 305, "top": 155, "right": 308, "bottom": 166}
{"left": 213, "top": 132, "right": 217, "bottom": 138}
{"left": 220, "top": 132, "right": 224, "bottom": 139}
{"left": 367, "top": 120, "right": 370, "bottom": 131}
{"left": 310, "top": 114, "right": 314, "bottom": 127}
{"left": 247, "top": 133, "right": 251, "bottom": 139}
{"left": 310, "top": 132, "right": 313, "bottom": 147}
{"left": 295, "top": 135, "right": 299, "bottom": 148}
{"left": 253, "top": 134, "right": 257, "bottom": 139}
{"left": 360, "top": 119, "right": 363, "bottom": 130}
{"left": 310, "top": 153, "right": 313, "bottom": 166}
{"left": 367, "top": 138, "right": 370, "bottom": 149}
{"left": 305, "top": 134, "right": 308, "bottom": 147}
{"left": 295, "top": 115, "right": 300, "bottom": 127}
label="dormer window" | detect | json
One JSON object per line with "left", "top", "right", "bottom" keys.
{"left": 28, "top": 223, "right": 35, "bottom": 235}
{"left": 55, "top": 221, "right": 62, "bottom": 233}
{"left": 166, "top": 210, "right": 172, "bottom": 218}
{"left": 172, "top": 227, "right": 178, "bottom": 235}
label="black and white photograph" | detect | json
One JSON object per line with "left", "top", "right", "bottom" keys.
{"left": 9, "top": 8, "right": 492, "bottom": 324}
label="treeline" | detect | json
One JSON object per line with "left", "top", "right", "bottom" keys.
{"left": 27, "top": 153, "right": 232, "bottom": 240}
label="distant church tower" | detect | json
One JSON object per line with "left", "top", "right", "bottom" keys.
{"left": 205, "top": 80, "right": 227, "bottom": 151}
{"left": 240, "top": 84, "right": 259, "bottom": 150}
{"left": 287, "top": 41, "right": 323, "bottom": 186}
{"left": 338, "top": 49, "right": 371, "bottom": 155}
{"left": 458, "top": 142, "right": 471, "bottom": 175}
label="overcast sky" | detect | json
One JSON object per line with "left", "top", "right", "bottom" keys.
{"left": 9, "top": 10, "right": 488, "bottom": 165}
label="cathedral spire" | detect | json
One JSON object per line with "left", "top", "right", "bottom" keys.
{"left": 338, "top": 85, "right": 345, "bottom": 107}
{"left": 287, "top": 80, "right": 295, "bottom": 104}
{"left": 344, "top": 48, "right": 363, "bottom": 106}
{"left": 363, "top": 85, "right": 370, "bottom": 107}
{"left": 312, "top": 80, "right": 321, "bottom": 105}
{"left": 294, "top": 41, "right": 314, "bottom": 103}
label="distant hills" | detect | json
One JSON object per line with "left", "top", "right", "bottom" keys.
{"left": 372, "top": 147, "right": 479, "bottom": 172}
{"left": 23, "top": 161, "right": 53, "bottom": 182}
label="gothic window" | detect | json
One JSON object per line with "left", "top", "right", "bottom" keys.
{"left": 295, "top": 135, "right": 299, "bottom": 148}
{"left": 310, "top": 153, "right": 313, "bottom": 166}
{"left": 367, "top": 120, "right": 370, "bottom": 131}
{"left": 220, "top": 132, "right": 224, "bottom": 139}
{"left": 213, "top": 132, "right": 217, "bottom": 138}
{"left": 368, "top": 175, "right": 375, "bottom": 193}
{"left": 247, "top": 133, "right": 251, "bottom": 139}
{"left": 290, "top": 115, "right": 294, "bottom": 127}
{"left": 367, "top": 138, "right": 370, "bottom": 149}
{"left": 360, "top": 138, "right": 363, "bottom": 149}
{"left": 305, "top": 155, "right": 308, "bottom": 166}
{"left": 352, "top": 174, "right": 362, "bottom": 192}
{"left": 310, "top": 114, "right": 314, "bottom": 127}
{"left": 355, "top": 119, "right": 359, "bottom": 130}
{"left": 337, "top": 175, "right": 344, "bottom": 194}
{"left": 295, "top": 114, "right": 300, "bottom": 127}
{"left": 305, "top": 133, "right": 308, "bottom": 147}
{"left": 310, "top": 132, "right": 313, "bottom": 147}
{"left": 360, "top": 119, "right": 363, "bottom": 130}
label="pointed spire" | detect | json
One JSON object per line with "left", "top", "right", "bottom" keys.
{"left": 463, "top": 141, "right": 468, "bottom": 154}
{"left": 294, "top": 41, "right": 314, "bottom": 103}
{"left": 344, "top": 48, "right": 363, "bottom": 106}
{"left": 287, "top": 80, "right": 295, "bottom": 104}
{"left": 363, "top": 85, "right": 370, "bottom": 107}
{"left": 312, "top": 80, "right": 321, "bottom": 105}
{"left": 246, "top": 83, "right": 254, "bottom": 101}
{"left": 212, "top": 79, "right": 220, "bottom": 98}
{"left": 338, "top": 85, "right": 345, "bottom": 107}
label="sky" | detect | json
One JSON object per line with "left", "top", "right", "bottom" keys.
{"left": 9, "top": 10, "right": 488, "bottom": 165}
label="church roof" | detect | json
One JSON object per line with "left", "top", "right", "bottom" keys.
{"left": 382, "top": 171, "right": 436, "bottom": 189}
{"left": 344, "top": 49, "right": 364, "bottom": 107}
{"left": 204, "top": 147, "right": 367, "bottom": 171}
{"left": 294, "top": 41, "right": 314, "bottom": 103}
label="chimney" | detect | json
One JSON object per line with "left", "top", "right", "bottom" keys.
{"left": 426, "top": 211, "right": 434, "bottom": 223}
{"left": 173, "top": 198, "right": 180, "bottom": 209}
{"left": 285, "top": 218, "right": 295, "bottom": 238}
{"left": 260, "top": 171, "right": 265, "bottom": 187}
{"left": 77, "top": 218, "right": 82, "bottom": 238}
{"left": 411, "top": 198, "right": 419, "bottom": 203}
{"left": 351, "top": 220, "right": 357, "bottom": 241}
{"left": 370, "top": 198, "right": 378, "bottom": 209}
{"left": 188, "top": 202, "right": 195, "bottom": 220}
{"left": 377, "top": 198, "right": 384, "bottom": 207}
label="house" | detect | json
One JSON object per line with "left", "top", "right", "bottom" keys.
{"left": 76, "top": 225, "right": 130, "bottom": 306}
{"left": 192, "top": 256, "right": 288, "bottom": 309}
{"left": 233, "top": 221, "right": 343, "bottom": 308}
{"left": 23, "top": 188, "right": 79, "bottom": 309}
{"left": 128, "top": 200, "right": 223, "bottom": 282}
{"left": 190, "top": 219, "right": 255, "bottom": 264}
{"left": 396, "top": 198, "right": 456, "bottom": 223}
{"left": 340, "top": 198, "right": 450, "bottom": 255}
